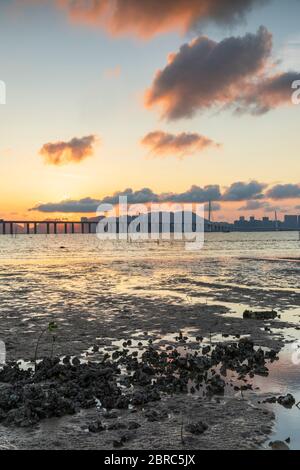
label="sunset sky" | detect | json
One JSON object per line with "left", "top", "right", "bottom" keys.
{"left": 0, "top": 0, "right": 300, "bottom": 222}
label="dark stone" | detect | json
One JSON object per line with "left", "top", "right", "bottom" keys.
{"left": 186, "top": 421, "right": 208, "bottom": 435}
{"left": 278, "top": 394, "right": 295, "bottom": 409}
{"left": 88, "top": 420, "right": 105, "bottom": 433}
{"left": 243, "top": 310, "right": 277, "bottom": 320}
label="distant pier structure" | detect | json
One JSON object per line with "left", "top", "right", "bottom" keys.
{"left": 0, "top": 220, "right": 98, "bottom": 235}
{"left": 0, "top": 218, "right": 230, "bottom": 235}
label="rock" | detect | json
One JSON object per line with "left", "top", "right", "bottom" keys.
{"left": 115, "top": 396, "right": 130, "bottom": 409}
{"left": 113, "top": 439, "right": 124, "bottom": 448}
{"left": 88, "top": 420, "right": 105, "bottom": 433}
{"left": 186, "top": 421, "right": 208, "bottom": 435}
{"left": 72, "top": 357, "right": 81, "bottom": 366}
{"left": 144, "top": 409, "right": 168, "bottom": 422}
{"left": 243, "top": 310, "right": 277, "bottom": 320}
{"left": 127, "top": 421, "right": 141, "bottom": 430}
{"left": 62, "top": 355, "right": 71, "bottom": 365}
{"left": 269, "top": 440, "right": 290, "bottom": 450}
{"left": 207, "top": 374, "right": 225, "bottom": 395}
{"left": 103, "top": 411, "right": 118, "bottom": 420}
{"left": 107, "top": 421, "right": 127, "bottom": 430}
{"left": 263, "top": 396, "right": 277, "bottom": 404}
{"left": 278, "top": 394, "right": 295, "bottom": 409}
{"left": 202, "top": 346, "right": 211, "bottom": 355}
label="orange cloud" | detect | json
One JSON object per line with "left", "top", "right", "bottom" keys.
{"left": 141, "top": 131, "right": 220, "bottom": 158}
{"left": 54, "top": 0, "right": 268, "bottom": 38}
{"left": 40, "top": 135, "right": 98, "bottom": 166}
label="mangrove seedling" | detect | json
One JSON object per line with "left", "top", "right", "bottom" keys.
{"left": 34, "top": 321, "right": 58, "bottom": 370}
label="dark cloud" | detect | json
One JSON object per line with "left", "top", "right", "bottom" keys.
{"left": 55, "top": 0, "right": 268, "bottom": 38}
{"left": 30, "top": 181, "right": 300, "bottom": 213}
{"left": 40, "top": 135, "right": 98, "bottom": 165}
{"left": 146, "top": 26, "right": 298, "bottom": 119}
{"left": 141, "top": 131, "right": 220, "bottom": 158}
{"left": 266, "top": 184, "right": 300, "bottom": 199}
{"left": 145, "top": 27, "right": 273, "bottom": 119}
{"left": 102, "top": 188, "right": 160, "bottom": 205}
{"left": 222, "top": 181, "right": 266, "bottom": 201}
{"left": 29, "top": 197, "right": 101, "bottom": 213}
{"left": 236, "top": 71, "right": 300, "bottom": 115}
{"left": 166, "top": 185, "right": 222, "bottom": 203}
{"left": 30, "top": 186, "right": 222, "bottom": 213}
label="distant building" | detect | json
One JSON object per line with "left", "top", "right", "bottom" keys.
{"left": 284, "top": 215, "right": 299, "bottom": 229}
{"left": 232, "top": 213, "right": 300, "bottom": 231}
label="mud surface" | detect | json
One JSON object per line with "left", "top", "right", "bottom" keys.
{"left": 0, "top": 291, "right": 292, "bottom": 450}
{"left": 1, "top": 294, "right": 290, "bottom": 362}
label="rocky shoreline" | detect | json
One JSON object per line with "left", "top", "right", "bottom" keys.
{"left": 1, "top": 257, "right": 299, "bottom": 450}
{"left": 0, "top": 297, "right": 295, "bottom": 450}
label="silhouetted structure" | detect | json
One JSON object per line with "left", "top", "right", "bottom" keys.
{"left": 232, "top": 214, "right": 300, "bottom": 231}
{"left": 1, "top": 212, "right": 299, "bottom": 234}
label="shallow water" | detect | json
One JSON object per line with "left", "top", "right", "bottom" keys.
{"left": 0, "top": 231, "right": 300, "bottom": 449}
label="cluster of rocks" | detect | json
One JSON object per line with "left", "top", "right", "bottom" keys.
{"left": 263, "top": 393, "right": 296, "bottom": 409}
{"left": 0, "top": 335, "right": 280, "bottom": 428}
{"left": 243, "top": 310, "right": 278, "bottom": 320}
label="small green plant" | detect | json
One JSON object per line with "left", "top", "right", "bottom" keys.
{"left": 34, "top": 321, "right": 58, "bottom": 370}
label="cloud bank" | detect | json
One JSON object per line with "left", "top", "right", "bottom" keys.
{"left": 30, "top": 180, "right": 300, "bottom": 213}
{"left": 145, "top": 27, "right": 299, "bottom": 119}
{"left": 54, "top": 0, "right": 268, "bottom": 38}
{"left": 39, "top": 135, "right": 98, "bottom": 165}
{"left": 266, "top": 184, "right": 300, "bottom": 199}
{"left": 222, "top": 181, "right": 266, "bottom": 201}
{"left": 141, "top": 131, "right": 220, "bottom": 158}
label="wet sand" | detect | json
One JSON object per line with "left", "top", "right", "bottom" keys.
{"left": 0, "top": 235, "right": 299, "bottom": 450}
{"left": 0, "top": 288, "right": 295, "bottom": 450}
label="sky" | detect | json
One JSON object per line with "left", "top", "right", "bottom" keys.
{"left": 0, "top": 0, "right": 300, "bottom": 222}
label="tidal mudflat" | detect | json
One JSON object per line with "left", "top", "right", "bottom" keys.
{"left": 0, "top": 233, "right": 299, "bottom": 450}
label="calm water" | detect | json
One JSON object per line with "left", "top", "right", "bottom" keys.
{"left": 0, "top": 231, "right": 300, "bottom": 448}
{"left": 1, "top": 231, "right": 300, "bottom": 261}
{"left": 0, "top": 231, "right": 299, "bottom": 300}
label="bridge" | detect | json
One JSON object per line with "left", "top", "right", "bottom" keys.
{"left": 0, "top": 218, "right": 231, "bottom": 235}
{"left": 0, "top": 220, "right": 97, "bottom": 235}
